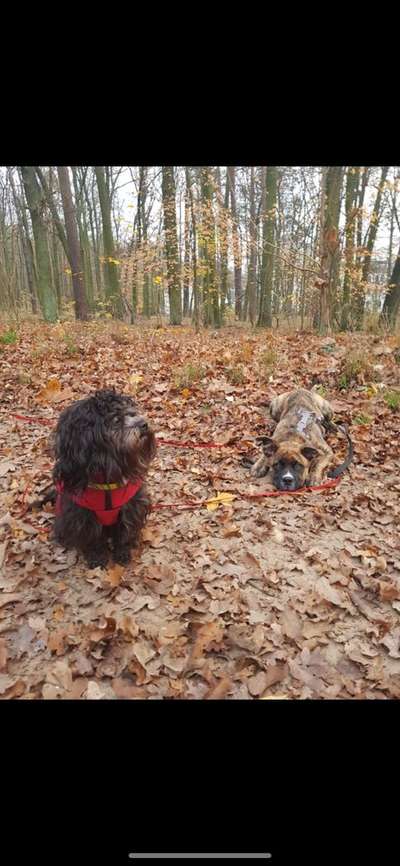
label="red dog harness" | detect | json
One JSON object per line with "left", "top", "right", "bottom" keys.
{"left": 56, "top": 478, "right": 142, "bottom": 526}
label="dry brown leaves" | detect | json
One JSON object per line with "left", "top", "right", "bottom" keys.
{"left": 1, "top": 323, "right": 400, "bottom": 698}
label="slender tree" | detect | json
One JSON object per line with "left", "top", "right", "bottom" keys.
{"left": 20, "top": 166, "right": 58, "bottom": 322}
{"left": 317, "top": 166, "right": 344, "bottom": 334}
{"left": 94, "top": 166, "right": 124, "bottom": 318}
{"left": 9, "top": 168, "right": 38, "bottom": 314}
{"left": 246, "top": 166, "right": 258, "bottom": 325}
{"left": 183, "top": 168, "right": 191, "bottom": 318}
{"left": 57, "top": 167, "right": 89, "bottom": 321}
{"left": 380, "top": 243, "right": 400, "bottom": 326}
{"left": 161, "top": 166, "right": 182, "bottom": 325}
{"left": 199, "top": 167, "right": 219, "bottom": 327}
{"left": 227, "top": 166, "right": 242, "bottom": 318}
{"left": 341, "top": 167, "right": 359, "bottom": 330}
{"left": 354, "top": 166, "right": 389, "bottom": 328}
{"left": 218, "top": 169, "right": 230, "bottom": 323}
{"left": 258, "top": 166, "right": 277, "bottom": 327}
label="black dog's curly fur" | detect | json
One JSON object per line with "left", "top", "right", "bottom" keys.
{"left": 53, "top": 389, "right": 156, "bottom": 568}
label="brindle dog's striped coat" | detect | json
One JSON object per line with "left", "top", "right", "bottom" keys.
{"left": 252, "top": 388, "right": 334, "bottom": 490}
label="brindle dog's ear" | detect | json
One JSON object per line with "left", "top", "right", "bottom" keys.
{"left": 301, "top": 446, "right": 319, "bottom": 462}
{"left": 256, "top": 436, "right": 277, "bottom": 457}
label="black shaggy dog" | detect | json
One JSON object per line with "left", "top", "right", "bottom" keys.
{"left": 53, "top": 389, "right": 156, "bottom": 568}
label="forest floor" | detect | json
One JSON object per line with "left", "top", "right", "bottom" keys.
{"left": 1, "top": 320, "right": 400, "bottom": 700}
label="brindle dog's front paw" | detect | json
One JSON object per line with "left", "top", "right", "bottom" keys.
{"left": 251, "top": 457, "right": 269, "bottom": 478}
{"left": 307, "top": 475, "right": 323, "bottom": 488}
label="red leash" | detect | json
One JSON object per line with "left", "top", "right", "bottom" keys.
{"left": 9, "top": 412, "right": 343, "bottom": 518}
{"left": 151, "top": 476, "right": 342, "bottom": 510}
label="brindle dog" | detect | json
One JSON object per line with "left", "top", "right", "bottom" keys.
{"left": 251, "top": 388, "right": 334, "bottom": 490}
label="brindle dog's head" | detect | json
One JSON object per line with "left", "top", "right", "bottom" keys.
{"left": 256, "top": 436, "right": 319, "bottom": 491}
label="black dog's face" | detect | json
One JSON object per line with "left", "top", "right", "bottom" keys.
{"left": 54, "top": 389, "right": 156, "bottom": 491}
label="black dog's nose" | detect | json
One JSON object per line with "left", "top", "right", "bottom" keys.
{"left": 136, "top": 418, "right": 148, "bottom": 432}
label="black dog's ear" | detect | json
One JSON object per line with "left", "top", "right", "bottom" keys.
{"left": 256, "top": 436, "right": 277, "bottom": 457}
{"left": 301, "top": 446, "right": 319, "bottom": 462}
{"left": 53, "top": 407, "right": 93, "bottom": 491}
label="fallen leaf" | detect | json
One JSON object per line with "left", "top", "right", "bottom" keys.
{"left": 89, "top": 617, "right": 116, "bottom": 643}
{"left": 261, "top": 695, "right": 289, "bottom": 700}
{"left": 188, "top": 619, "right": 225, "bottom": 665}
{"left": 0, "top": 593, "right": 20, "bottom": 608}
{"left": 315, "top": 577, "right": 345, "bottom": 607}
{"left": 0, "top": 460, "right": 16, "bottom": 477}
{"left": 205, "top": 491, "right": 235, "bottom": 511}
{"left": 85, "top": 680, "right": 110, "bottom": 700}
{"left": 47, "top": 630, "right": 66, "bottom": 655}
{"left": 47, "top": 660, "right": 73, "bottom": 692}
{"left": 248, "top": 671, "right": 268, "bottom": 696}
{"left": 261, "top": 663, "right": 288, "bottom": 690}
{"left": 280, "top": 608, "right": 302, "bottom": 640}
{"left": 112, "top": 677, "right": 148, "bottom": 699}
{"left": 0, "top": 638, "right": 7, "bottom": 670}
{"left": 42, "top": 684, "right": 62, "bottom": 700}
{"left": 74, "top": 653, "right": 93, "bottom": 676}
{"left": 103, "top": 564, "right": 125, "bottom": 587}
{"left": 205, "top": 677, "right": 232, "bottom": 699}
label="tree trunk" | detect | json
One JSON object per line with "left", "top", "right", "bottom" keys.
{"left": 186, "top": 169, "right": 200, "bottom": 332}
{"left": 387, "top": 190, "right": 396, "bottom": 278}
{"left": 380, "top": 243, "right": 400, "bottom": 326}
{"left": 83, "top": 172, "right": 102, "bottom": 298}
{"left": 183, "top": 168, "right": 191, "bottom": 318}
{"left": 354, "top": 166, "right": 389, "bottom": 328}
{"left": 199, "top": 167, "right": 219, "bottom": 328}
{"left": 218, "top": 169, "right": 230, "bottom": 323}
{"left": 161, "top": 166, "right": 182, "bottom": 325}
{"left": 94, "top": 166, "right": 124, "bottom": 318}
{"left": 317, "top": 166, "right": 344, "bottom": 334}
{"left": 258, "top": 166, "right": 277, "bottom": 327}
{"left": 341, "top": 167, "right": 359, "bottom": 330}
{"left": 71, "top": 168, "right": 94, "bottom": 311}
{"left": 20, "top": 166, "right": 58, "bottom": 322}
{"left": 227, "top": 166, "right": 242, "bottom": 318}
{"left": 246, "top": 166, "right": 257, "bottom": 325}
{"left": 141, "top": 168, "right": 151, "bottom": 319}
{"left": 57, "top": 167, "right": 89, "bottom": 320}
{"left": 9, "top": 168, "right": 38, "bottom": 314}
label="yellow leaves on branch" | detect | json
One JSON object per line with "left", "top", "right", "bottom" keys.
{"left": 205, "top": 491, "right": 235, "bottom": 511}
{"left": 99, "top": 256, "right": 121, "bottom": 266}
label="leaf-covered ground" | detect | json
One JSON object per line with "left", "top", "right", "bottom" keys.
{"left": 1, "top": 321, "right": 400, "bottom": 699}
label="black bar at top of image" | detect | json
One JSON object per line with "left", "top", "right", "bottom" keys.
{"left": 128, "top": 856, "right": 272, "bottom": 860}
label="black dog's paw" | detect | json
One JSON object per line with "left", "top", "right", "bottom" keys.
{"left": 113, "top": 546, "right": 132, "bottom": 566}
{"left": 85, "top": 550, "right": 109, "bottom": 569}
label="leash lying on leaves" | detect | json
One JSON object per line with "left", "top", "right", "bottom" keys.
{"left": 11, "top": 411, "right": 349, "bottom": 519}
{"left": 321, "top": 418, "right": 354, "bottom": 479}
